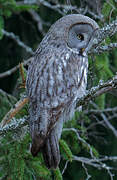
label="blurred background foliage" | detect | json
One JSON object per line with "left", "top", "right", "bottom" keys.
{"left": 0, "top": 0, "right": 117, "bottom": 179}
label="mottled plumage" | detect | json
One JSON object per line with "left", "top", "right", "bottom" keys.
{"left": 26, "top": 14, "right": 99, "bottom": 169}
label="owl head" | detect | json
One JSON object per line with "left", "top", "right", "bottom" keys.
{"left": 45, "top": 14, "right": 99, "bottom": 55}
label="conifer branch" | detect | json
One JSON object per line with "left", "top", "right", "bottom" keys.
{"left": 0, "top": 97, "right": 29, "bottom": 128}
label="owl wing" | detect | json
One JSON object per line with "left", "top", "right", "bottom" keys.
{"left": 27, "top": 45, "right": 75, "bottom": 128}
{"left": 26, "top": 45, "right": 86, "bottom": 168}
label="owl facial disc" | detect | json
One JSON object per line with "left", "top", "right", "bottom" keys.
{"left": 67, "top": 23, "right": 99, "bottom": 56}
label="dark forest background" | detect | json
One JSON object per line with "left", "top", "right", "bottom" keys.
{"left": 0, "top": 0, "right": 117, "bottom": 179}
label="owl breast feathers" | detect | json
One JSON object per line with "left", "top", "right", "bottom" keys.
{"left": 26, "top": 14, "right": 99, "bottom": 169}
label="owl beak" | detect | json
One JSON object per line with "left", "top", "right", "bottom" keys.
{"left": 79, "top": 47, "right": 86, "bottom": 57}
{"left": 81, "top": 48, "right": 85, "bottom": 53}
{"left": 81, "top": 48, "right": 87, "bottom": 57}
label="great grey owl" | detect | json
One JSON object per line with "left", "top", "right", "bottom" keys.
{"left": 26, "top": 14, "right": 99, "bottom": 169}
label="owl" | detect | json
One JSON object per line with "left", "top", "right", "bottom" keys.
{"left": 26, "top": 14, "right": 99, "bottom": 169}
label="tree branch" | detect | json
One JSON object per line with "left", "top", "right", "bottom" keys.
{"left": 92, "top": 43, "right": 117, "bottom": 54}
{"left": 2, "top": 29, "right": 34, "bottom": 55}
{"left": 76, "top": 74, "right": 117, "bottom": 108}
{"left": 0, "top": 57, "right": 33, "bottom": 79}
{"left": 90, "top": 20, "right": 117, "bottom": 54}
{"left": 73, "top": 155, "right": 114, "bottom": 171}
{"left": 0, "top": 116, "right": 28, "bottom": 136}
{"left": 63, "top": 128, "right": 95, "bottom": 158}
{"left": 97, "top": 19, "right": 117, "bottom": 44}
{"left": 85, "top": 106, "right": 117, "bottom": 114}
{"left": 29, "top": 9, "right": 50, "bottom": 35}
{"left": 63, "top": 127, "right": 116, "bottom": 179}
{"left": 101, "top": 112, "right": 117, "bottom": 138}
{"left": 0, "top": 97, "right": 29, "bottom": 127}
{"left": 85, "top": 103, "right": 117, "bottom": 138}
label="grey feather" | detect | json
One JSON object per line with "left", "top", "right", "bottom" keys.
{"left": 26, "top": 14, "right": 99, "bottom": 169}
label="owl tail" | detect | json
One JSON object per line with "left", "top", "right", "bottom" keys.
{"left": 30, "top": 117, "right": 63, "bottom": 169}
{"left": 42, "top": 129, "right": 60, "bottom": 169}
{"left": 31, "top": 134, "right": 45, "bottom": 157}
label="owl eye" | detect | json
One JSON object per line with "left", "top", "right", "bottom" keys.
{"left": 77, "top": 34, "right": 84, "bottom": 41}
